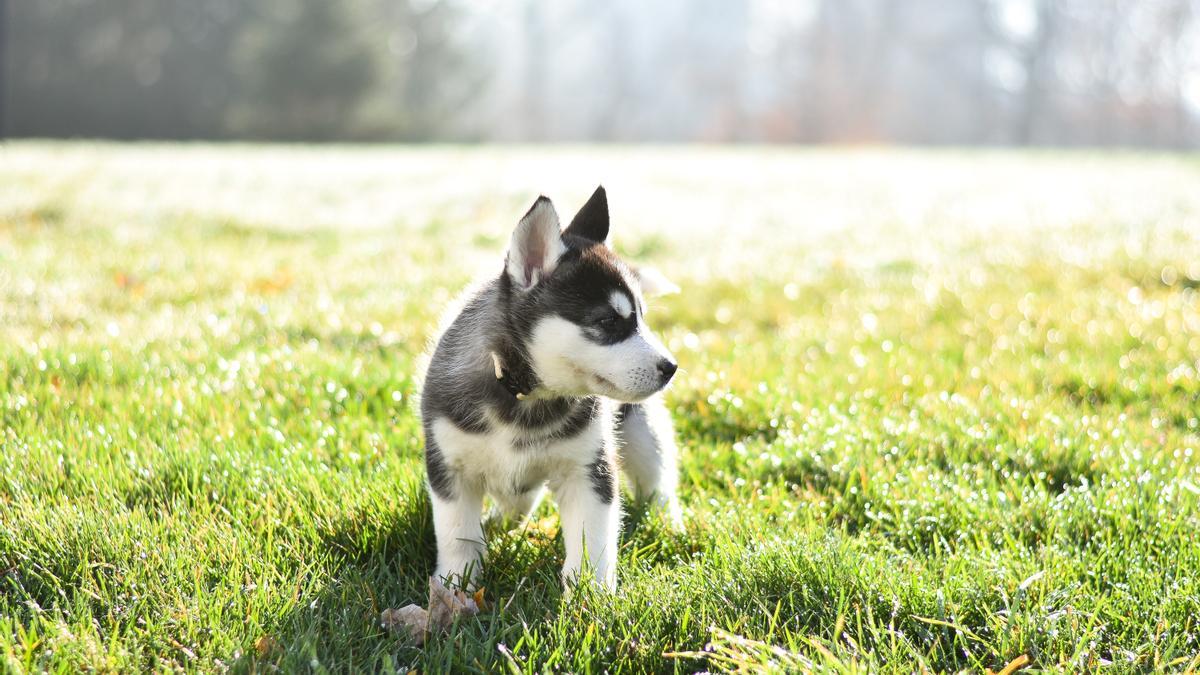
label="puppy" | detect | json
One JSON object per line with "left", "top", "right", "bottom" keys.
{"left": 420, "top": 186, "right": 681, "bottom": 591}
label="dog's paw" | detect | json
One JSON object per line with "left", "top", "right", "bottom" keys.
{"left": 433, "top": 562, "right": 482, "bottom": 593}
{"left": 561, "top": 567, "right": 617, "bottom": 594}
{"left": 663, "top": 497, "right": 685, "bottom": 532}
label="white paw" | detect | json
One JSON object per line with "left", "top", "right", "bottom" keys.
{"left": 434, "top": 559, "right": 482, "bottom": 591}
{"left": 562, "top": 565, "right": 617, "bottom": 593}
{"left": 663, "top": 497, "right": 685, "bottom": 532}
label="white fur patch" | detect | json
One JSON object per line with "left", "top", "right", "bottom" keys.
{"left": 528, "top": 316, "right": 674, "bottom": 402}
{"left": 609, "top": 292, "right": 633, "bottom": 318}
{"left": 429, "top": 409, "right": 615, "bottom": 587}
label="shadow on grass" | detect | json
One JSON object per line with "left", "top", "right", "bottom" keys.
{"left": 225, "top": 480, "right": 574, "bottom": 673}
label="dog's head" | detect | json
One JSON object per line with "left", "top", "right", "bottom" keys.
{"left": 502, "top": 187, "right": 678, "bottom": 403}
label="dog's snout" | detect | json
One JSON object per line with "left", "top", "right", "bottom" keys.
{"left": 656, "top": 359, "right": 678, "bottom": 383}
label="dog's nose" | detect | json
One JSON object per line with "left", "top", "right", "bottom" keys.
{"left": 656, "top": 359, "right": 678, "bottom": 383}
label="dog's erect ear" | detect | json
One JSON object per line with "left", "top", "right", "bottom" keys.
{"left": 631, "top": 265, "right": 680, "bottom": 297}
{"left": 506, "top": 196, "right": 566, "bottom": 290}
{"left": 563, "top": 185, "right": 609, "bottom": 243}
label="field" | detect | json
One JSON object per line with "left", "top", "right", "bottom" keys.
{"left": 2, "top": 142, "right": 1200, "bottom": 673}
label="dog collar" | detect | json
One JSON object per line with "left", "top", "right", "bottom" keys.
{"left": 490, "top": 351, "right": 532, "bottom": 400}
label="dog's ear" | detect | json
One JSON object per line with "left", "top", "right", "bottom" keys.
{"left": 563, "top": 185, "right": 609, "bottom": 243}
{"left": 506, "top": 196, "right": 566, "bottom": 290}
{"left": 631, "top": 264, "right": 680, "bottom": 297}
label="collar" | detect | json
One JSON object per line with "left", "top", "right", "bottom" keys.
{"left": 490, "top": 351, "right": 533, "bottom": 400}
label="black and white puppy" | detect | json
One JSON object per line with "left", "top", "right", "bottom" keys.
{"left": 420, "top": 186, "right": 681, "bottom": 591}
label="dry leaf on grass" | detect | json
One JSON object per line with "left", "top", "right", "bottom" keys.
{"left": 381, "top": 604, "right": 430, "bottom": 645}
{"left": 253, "top": 635, "right": 280, "bottom": 657}
{"left": 380, "top": 577, "right": 482, "bottom": 645}
{"left": 427, "top": 576, "right": 480, "bottom": 629}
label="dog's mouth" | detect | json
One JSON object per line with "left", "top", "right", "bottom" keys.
{"left": 572, "top": 365, "right": 616, "bottom": 394}
{"left": 571, "top": 365, "right": 659, "bottom": 403}
{"left": 567, "top": 365, "right": 623, "bottom": 399}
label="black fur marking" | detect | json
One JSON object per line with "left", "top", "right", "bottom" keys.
{"left": 503, "top": 239, "right": 640, "bottom": 349}
{"left": 423, "top": 421, "right": 456, "bottom": 500}
{"left": 588, "top": 296, "right": 636, "bottom": 344}
{"left": 421, "top": 291, "right": 500, "bottom": 436}
{"left": 444, "top": 405, "right": 491, "bottom": 434}
{"left": 491, "top": 393, "right": 570, "bottom": 428}
{"left": 587, "top": 448, "right": 616, "bottom": 504}
{"left": 488, "top": 341, "right": 539, "bottom": 401}
{"left": 557, "top": 396, "right": 601, "bottom": 439}
{"left": 511, "top": 479, "right": 541, "bottom": 496}
{"left": 496, "top": 367, "right": 531, "bottom": 398}
{"left": 510, "top": 397, "right": 600, "bottom": 450}
{"left": 564, "top": 185, "right": 609, "bottom": 243}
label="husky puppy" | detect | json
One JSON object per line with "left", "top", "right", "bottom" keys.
{"left": 420, "top": 186, "right": 681, "bottom": 591}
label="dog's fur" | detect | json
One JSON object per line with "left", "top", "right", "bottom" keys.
{"left": 420, "top": 187, "right": 681, "bottom": 591}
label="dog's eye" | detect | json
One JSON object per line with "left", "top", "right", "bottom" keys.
{"left": 598, "top": 314, "right": 620, "bottom": 329}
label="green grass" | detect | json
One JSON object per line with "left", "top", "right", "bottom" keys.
{"left": 2, "top": 142, "right": 1200, "bottom": 673}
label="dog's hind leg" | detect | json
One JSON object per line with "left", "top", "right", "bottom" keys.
{"left": 616, "top": 398, "right": 683, "bottom": 529}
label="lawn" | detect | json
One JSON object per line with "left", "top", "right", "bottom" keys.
{"left": 2, "top": 142, "right": 1200, "bottom": 673}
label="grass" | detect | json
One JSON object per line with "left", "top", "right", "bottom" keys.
{"left": 2, "top": 141, "right": 1200, "bottom": 673}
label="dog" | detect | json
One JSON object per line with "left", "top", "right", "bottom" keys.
{"left": 419, "top": 186, "right": 682, "bottom": 591}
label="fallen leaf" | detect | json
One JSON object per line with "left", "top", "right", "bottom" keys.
{"left": 379, "top": 578, "right": 482, "bottom": 645}
{"left": 381, "top": 604, "right": 429, "bottom": 644}
{"left": 427, "top": 576, "right": 479, "bottom": 631}
{"left": 254, "top": 635, "right": 280, "bottom": 657}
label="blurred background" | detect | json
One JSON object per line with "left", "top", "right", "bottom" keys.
{"left": 5, "top": 0, "right": 1200, "bottom": 147}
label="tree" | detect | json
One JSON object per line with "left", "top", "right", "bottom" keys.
{"left": 225, "top": 0, "right": 379, "bottom": 141}
{"left": 7, "top": 0, "right": 252, "bottom": 139}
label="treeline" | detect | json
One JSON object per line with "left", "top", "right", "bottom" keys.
{"left": 6, "top": 0, "right": 1199, "bottom": 146}
{"left": 7, "top": 0, "right": 471, "bottom": 140}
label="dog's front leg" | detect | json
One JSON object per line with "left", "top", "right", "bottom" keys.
{"left": 427, "top": 423, "right": 486, "bottom": 588}
{"left": 429, "top": 477, "right": 485, "bottom": 588}
{"left": 555, "top": 447, "right": 619, "bottom": 591}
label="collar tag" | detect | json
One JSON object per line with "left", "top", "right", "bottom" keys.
{"left": 491, "top": 352, "right": 504, "bottom": 380}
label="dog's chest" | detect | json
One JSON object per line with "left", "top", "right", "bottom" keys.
{"left": 431, "top": 400, "right": 611, "bottom": 495}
